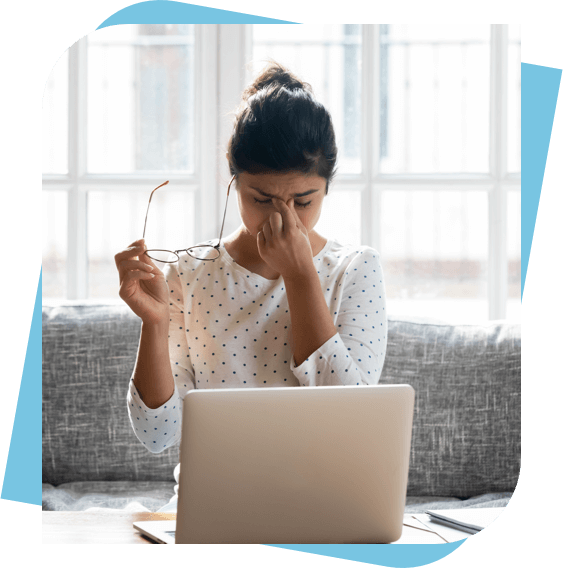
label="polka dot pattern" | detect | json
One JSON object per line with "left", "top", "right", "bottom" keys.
{"left": 127, "top": 238, "right": 388, "bottom": 454}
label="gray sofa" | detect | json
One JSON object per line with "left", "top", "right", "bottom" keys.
{"left": 42, "top": 300, "right": 520, "bottom": 513}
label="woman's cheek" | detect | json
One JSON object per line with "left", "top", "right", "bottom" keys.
{"left": 242, "top": 206, "right": 263, "bottom": 235}
{"left": 299, "top": 210, "right": 315, "bottom": 230}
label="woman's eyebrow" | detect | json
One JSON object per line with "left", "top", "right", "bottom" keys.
{"left": 250, "top": 187, "right": 319, "bottom": 198}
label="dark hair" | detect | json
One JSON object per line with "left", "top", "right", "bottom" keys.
{"left": 227, "top": 60, "right": 338, "bottom": 194}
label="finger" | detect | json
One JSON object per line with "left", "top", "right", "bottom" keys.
{"left": 119, "top": 259, "right": 154, "bottom": 272}
{"left": 287, "top": 198, "right": 309, "bottom": 234}
{"left": 287, "top": 198, "right": 304, "bottom": 227}
{"left": 140, "top": 248, "right": 161, "bottom": 272}
{"left": 114, "top": 242, "right": 147, "bottom": 269}
{"left": 118, "top": 260, "right": 156, "bottom": 283}
{"left": 123, "top": 240, "right": 164, "bottom": 274}
{"left": 256, "top": 229, "right": 265, "bottom": 255}
{"left": 124, "top": 270, "right": 155, "bottom": 283}
{"left": 119, "top": 271, "right": 155, "bottom": 299}
{"left": 273, "top": 198, "right": 298, "bottom": 231}
{"left": 268, "top": 211, "right": 283, "bottom": 234}
{"left": 262, "top": 220, "right": 272, "bottom": 242}
{"left": 120, "top": 269, "right": 155, "bottom": 292}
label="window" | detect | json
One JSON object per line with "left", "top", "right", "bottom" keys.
{"left": 42, "top": 24, "right": 210, "bottom": 299}
{"left": 87, "top": 24, "right": 195, "bottom": 173}
{"left": 252, "top": 24, "right": 362, "bottom": 174}
{"left": 43, "top": 24, "right": 520, "bottom": 323}
{"left": 252, "top": 24, "right": 520, "bottom": 322}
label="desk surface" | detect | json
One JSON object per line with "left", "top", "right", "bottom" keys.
{"left": 43, "top": 512, "right": 446, "bottom": 544}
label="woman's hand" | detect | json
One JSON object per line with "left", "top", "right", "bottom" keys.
{"left": 257, "top": 198, "right": 315, "bottom": 281}
{"left": 114, "top": 238, "right": 170, "bottom": 325}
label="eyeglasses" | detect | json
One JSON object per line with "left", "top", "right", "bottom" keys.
{"left": 142, "top": 175, "right": 235, "bottom": 263}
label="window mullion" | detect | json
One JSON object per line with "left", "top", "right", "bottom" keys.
{"left": 197, "top": 25, "right": 219, "bottom": 244}
{"left": 489, "top": 24, "right": 509, "bottom": 319}
{"left": 363, "top": 24, "right": 378, "bottom": 252}
{"left": 218, "top": 25, "right": 252, "bottom": 237}
{"left": 68, "top": 37, "right": 88, "bottom": 299}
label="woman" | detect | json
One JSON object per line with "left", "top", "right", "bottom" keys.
{"left": 114, "top": 61, "right": 388, "bottom": 512}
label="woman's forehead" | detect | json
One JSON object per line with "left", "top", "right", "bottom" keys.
{"left": 238, "top": 171, "right": 325, "bottom": 196}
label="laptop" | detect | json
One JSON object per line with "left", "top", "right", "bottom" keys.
{"left": 134, "top": 383, "right": 415, "bottom": 544}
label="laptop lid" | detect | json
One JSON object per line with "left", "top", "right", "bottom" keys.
{"left": 175, "top": 384, "right": 415, "bottom": 544}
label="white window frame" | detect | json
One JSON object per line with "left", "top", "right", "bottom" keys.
{"left": 43, "top": 24, "right": 520, "bottom": 321}
{"left": 362, "top": 24, "right": 519, "bottom": 320}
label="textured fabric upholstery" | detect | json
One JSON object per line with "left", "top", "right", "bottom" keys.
{"left": 42, "top": 301, "right": 179, "bottom": 485}
{"left": 379, "top": 316, "right": 520, "bottom": 497}
{"left": 42, "top": 302, "right": 520, "bottom": 499}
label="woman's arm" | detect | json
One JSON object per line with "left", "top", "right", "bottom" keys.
{"left": 284, "top": 264, "right": 338, "bottom": 367}
{"left": 132, "top": 320, "right": 175, "bottom": 409}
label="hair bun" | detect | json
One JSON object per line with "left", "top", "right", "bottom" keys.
{"left": 228, "top": 60, "right": 338, "bottom": 189}
{"left": 242, "top": 60, "right": 313, "bottom": 101}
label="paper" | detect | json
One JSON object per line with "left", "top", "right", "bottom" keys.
{"left": 413, "top": 513, "right": 472, "bottom": 543}
{"left": 403, "top": 515, "right": 439, "bottom": 534}
{"left": 390, "top": 519, "right": 446, "bottom": 544}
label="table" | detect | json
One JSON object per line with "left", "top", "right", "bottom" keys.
{"left": 43, "top": 512, "right": 447, "bottom": 544}
{"left": 43, "top": 511, "right": 177, "bottom": 544}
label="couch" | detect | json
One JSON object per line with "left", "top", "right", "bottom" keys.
{"left": 42, "top": 300, "right": 520, "bottom": 513}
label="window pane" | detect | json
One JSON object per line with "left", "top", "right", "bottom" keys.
{"left": 87, "top": 24, "right": 195, "bottom": 173}
{"left": 381, "top": 190, "right": 488, "bottom": 323}
{"left": 252, "top": 24, "right": 362, "bottom": 174}
{"left": 43, "top": 50, "right": 68, "bottom": 174}
{"left": 316, "top": 190, "right": 362, "bottom": 247}
{"left": 379, "top": 25, "right": 490, "bottom": 173}
{"left": 88, "top": 189, "right": 195, "bottom": 299}
{"left": 508, "top": 25, "right": 521, "bottom": 174}
{"left": 43, "top": 191, "right": 67, "bottom": 298}
{"left": 507, "top": 190, "right": 521, "bottom": 320}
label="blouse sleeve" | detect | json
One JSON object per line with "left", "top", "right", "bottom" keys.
{"left": 126, "top": 261, "right": 196, "bottom": 454}
{"left": 289, "top": 247, "right": 387, "bottom": 387}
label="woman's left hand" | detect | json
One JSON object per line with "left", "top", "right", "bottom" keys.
{"left": 257, "top": 197, "right": 314, "bottom": 281}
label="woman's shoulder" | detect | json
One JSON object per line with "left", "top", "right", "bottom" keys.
{"left": 328, "top": 239, "right": 381, "bottom": 263}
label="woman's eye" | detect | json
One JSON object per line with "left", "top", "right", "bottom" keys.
{"left": 254, "top": 198, "right": 312, "bottom": 208}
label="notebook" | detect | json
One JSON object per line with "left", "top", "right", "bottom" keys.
{"left": 134, "top": 384, "right": 415, "bottom": 544}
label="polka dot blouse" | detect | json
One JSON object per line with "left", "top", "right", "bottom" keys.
{"left": 127, "top": 237, "right": 388, "bottom": 454}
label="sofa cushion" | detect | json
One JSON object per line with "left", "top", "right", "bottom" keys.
{"left": 379, "top": 316, "right": 520, "bottom": 498}
{"left": 43, "top": 302, "right": 520, "bottom": 498}
{"left": 43, "top": 301, "right": 181, "bottom": 486}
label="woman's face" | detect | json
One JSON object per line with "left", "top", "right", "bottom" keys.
{"left": 234, "top": 171, "right": 327, "bottom": 242}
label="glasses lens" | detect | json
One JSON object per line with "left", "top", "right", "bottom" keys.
{"left": 188, "top": 246, "right": 220, "bottom": 261}
{"left": 146, "top": 250, "right": 179, "bottom": 263}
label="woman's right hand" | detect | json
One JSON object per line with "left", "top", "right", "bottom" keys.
{"left": 114, "top": 238, "right": 170, "bottom": 325}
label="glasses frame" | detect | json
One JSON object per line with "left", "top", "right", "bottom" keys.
{"left": 142, "top": 175, "right": 235, "bottom": 263}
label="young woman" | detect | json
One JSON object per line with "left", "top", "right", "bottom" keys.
{"left": 114, "top": 61, "right": 388, "bottom": 512}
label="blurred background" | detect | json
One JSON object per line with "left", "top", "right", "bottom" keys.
{"left": 42, "top": 24, "right": 520, "bottom": 323}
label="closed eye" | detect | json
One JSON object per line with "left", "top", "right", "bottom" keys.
{"left": 254, "top": 198, "right": 312, "bottom": 208}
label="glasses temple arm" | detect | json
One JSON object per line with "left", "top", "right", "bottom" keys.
{"left": 217, "top": 176, "right": 235, "bottom": 246}
{"left": 143, "top": 181, "right": 169, "bottom": 240}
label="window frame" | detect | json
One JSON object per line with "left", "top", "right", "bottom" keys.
{"left": 42, "top": 24, "right": 520, "bottom": 321}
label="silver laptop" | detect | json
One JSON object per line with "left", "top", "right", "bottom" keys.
{"left": 134, "top": 384, "right": 414, "bottom": 544}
